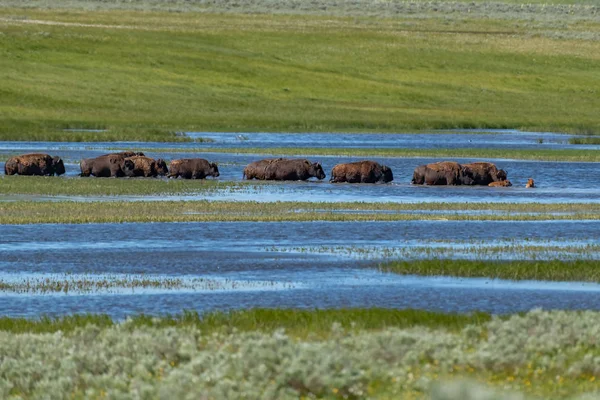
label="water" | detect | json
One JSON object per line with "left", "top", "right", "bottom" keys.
{"left": 1, "top": 221, "right": 600, "bottom": 318}
{"left": 2, "top": 133, "right": 600, "bottom": 318}
{"left": 2, "top": 156, "right": 600, "bottom": 204}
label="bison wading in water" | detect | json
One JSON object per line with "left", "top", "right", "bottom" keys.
{"left": 124, "top": 156, "right": 168, "bottom": 177}
{"left": 330, "top": 161, "right": 393, "bottom": 183}
{"left": 79, "top": 154, "right": 134, "bottom": 178}
{"left": 263, "top": 159, "right": 326, "bottom": 181}
{"left": 411, "top": 161, "right": 473, "bottom": 186}
{"left": 461, "top": 162, "right": 507, "bottom": 185}
{"left": 4, "top": 153, "right": 65, "bottom": 176}
{"left": 168, "top": 158, "right": 219, "bottom": 179}
{"left": 243, "top": 158, "right": 284, "bottom": 180}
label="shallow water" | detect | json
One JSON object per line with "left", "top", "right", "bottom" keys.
{"left": 2, "top": 155, "right": 600, "bottom": 204}
{"left": 1, "top": 130, "right": 597, "bottom": 152}
{"left": 1, "top": 221, "right": 600, "bottom": 318}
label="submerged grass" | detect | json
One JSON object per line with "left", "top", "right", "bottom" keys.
{"left": 3, "top": 200, "right": 600, "bottom": 224}
{"left": 0, "top": 5, "right": 599, "bottom": 140}
{"left": 380, "top": 259, "right": 600, "bottom": 282}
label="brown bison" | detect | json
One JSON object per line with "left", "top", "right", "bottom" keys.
{"left": 488, "top": 180, "right": 512, "bottom": 187}
{"left": 168, "top": 158, "right": 219, "bottom": 179}
{"left": 526, "top": 178, "right": 535, "bottom": 188}
{"left": 411, "top": 161, "right": 473, "bottom": 186}
{"left": 4, "top": 153, "right": 65, "bottom": 176}
{"left": 243, "top": 158, "right": 284, "bottom": 180}
{"left": 461, "top": 162, "right": 507, "bottom": 185}
{"left": 330, "top": 161, "right": 393, "bottom": 183}
{"left": 124, "top": 156, "right": 168, "bottom": 177}
{"left": 79, "top": 154, "right": 134, "bottom": 177}
{"left": 263, "top": 158, "right": 326, "bottom": 181}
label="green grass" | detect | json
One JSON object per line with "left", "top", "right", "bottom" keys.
{"left": 127, "top": 146, "right": 600, "bottom": 162}
{"left": 569, "top": 137, "right": 600, "bottom": 145}
{"left": 379, "top": 259, "right": 600, "bottom": 282}
{"left": 3, "top": 199, "right": 600, "bottom": 224}
{"left": 0, "top": 175, "right": 234, "bottom": 196}
{"left": 0, "top": 6, "right": 599, "bottom": 140}
{"left": 0, "top": 308, "right": 491, "bottom": 336}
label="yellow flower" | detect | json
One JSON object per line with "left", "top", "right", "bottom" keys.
{"left": 332, "top": 388, "right": 339, "bottom": 394}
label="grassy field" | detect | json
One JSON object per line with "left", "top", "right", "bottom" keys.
{"left": 379, "top": 259, "right": 600, "bottom": 282}
{"left": 0, "top": 309, "right": 599, "bottom": 399}
{"left": 3, "top": 198, "right": 600, "bottom": 224}
{"left": 0, "top": 2, "right": 599, "bottom": 141}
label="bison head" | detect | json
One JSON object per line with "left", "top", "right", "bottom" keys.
{"left": 210, "top": 163, "right": 220, "bottom": 177}
{"left": 52, "top": 156, "right": 66, "bottom": 176}
{"left": 312, "top": 162, "right": 326, "bottom": 180}
{"left": 495, "top": 169, "right": 508, "bottom": 182}
{"left": 135, "top": 152, "right": 145, "bottom": 157}
{"left": 411, "top": 165, "right": 427, "bottom": 184}
{"left": 122, "top": 159, "right": 135, "bottom": 176}
{"left": 155, "top": 159, "right": 169, "bottom": 176}
{"left": 381, "top": 165, "right": 394, "bottom": 183}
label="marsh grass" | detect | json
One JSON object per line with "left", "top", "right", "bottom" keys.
{"left": 0, "top": 175, "right": 236, "bottom": 196}
{"left": 3, "top": 200, "right": 600, "bottom": 224}
{"left": 128, "top": 146, "right": 600, "bottom": 162}
{"left": 569, "top": 137, "right": 600, "bottom": 145}
{"left": 0, "top": 308, "right": 491, "bottom": 335}
{"left": 0, "top": 6, "right": 599, "bottom": 140}
{"left": 379, "top": 259, "right": 600, "bottom": 282}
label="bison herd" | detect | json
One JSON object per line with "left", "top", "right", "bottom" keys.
{"left": 3, "top": 152, "right": 535, "bottom": 188}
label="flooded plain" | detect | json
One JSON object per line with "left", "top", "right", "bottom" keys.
{"left": 2, "top": 132, "right": 599, "bottom": 318}
{"left": 1, "top": 221, "right": 600, "bottom": 318}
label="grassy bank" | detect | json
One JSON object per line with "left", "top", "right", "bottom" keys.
{"left": 380, "top": 259, "right": 600, "bottom": 282}
{"left": 0, "top": 5, "right": 599, "bottom": 140}
{"left": 2, "top": 199, "right": 600, "bottom": 224}
{"left": 0, "top": 309, "right": 598, "bottom": 399}
{"left": 0, "top": 308, "right": 490, "bottom": 335}
{"left": 126, "top": 146, "right": 600, "bottom": 162}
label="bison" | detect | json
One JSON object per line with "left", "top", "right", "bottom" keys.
{"left": 461, "top": 162, "right": 507, "bottom": 185}
{"left": 4, "top": 153, "right": 65, "bottom": 176}
{"left": 124, "top": 156, "right": 168, "bottom": 177}
{"left": 243, "top": 158, "right": 284, "bottom": 180}
{"left": 168, "top": 158, "right": 219, "bottom": 179}
{"left": 330, "top": 161, "right": 393, "bottom": 183}
{"left": 79, "top": 154, "right": 134, "bottom": 178}
{"left": 263, "top": 158, "right": 326, "bottom": 181}
{"left": 526, "top": 178, "right": 535, "bottom": 188}
{"left": 488, "top": 180, "right": 512, "bottom": 187}
{"left": 411, "top": 161, "right": 473, "bottom": 186}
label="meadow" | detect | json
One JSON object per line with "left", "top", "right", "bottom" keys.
{"left": 0, "top": 309, "right": 599, "bottom": 399}
{"left": 0, "top": 0, "right": 599, "bottom": 141}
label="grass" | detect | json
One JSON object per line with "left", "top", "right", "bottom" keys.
{"left": 0, "top": 175, "right": 234, "bottom": 196}
{"left": 3, "top": 199, "right": 600, "bottom": 224}
{"left": 379, "top": 259, "right": 600, "bottom": 282}
{"left": 0, "top": 308, "right": 491, "bottom": 336}
{"left": 0, "top": 5, "right": 599, "bottom": 140}
{"left": 569, "top": 137, "right": 600, "bottom": 145}
{"left": 125, "top": 146, "right": 600, "bottom": 162}
{"left": 0, "top": 309, "right": 599, "bottom": 399}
